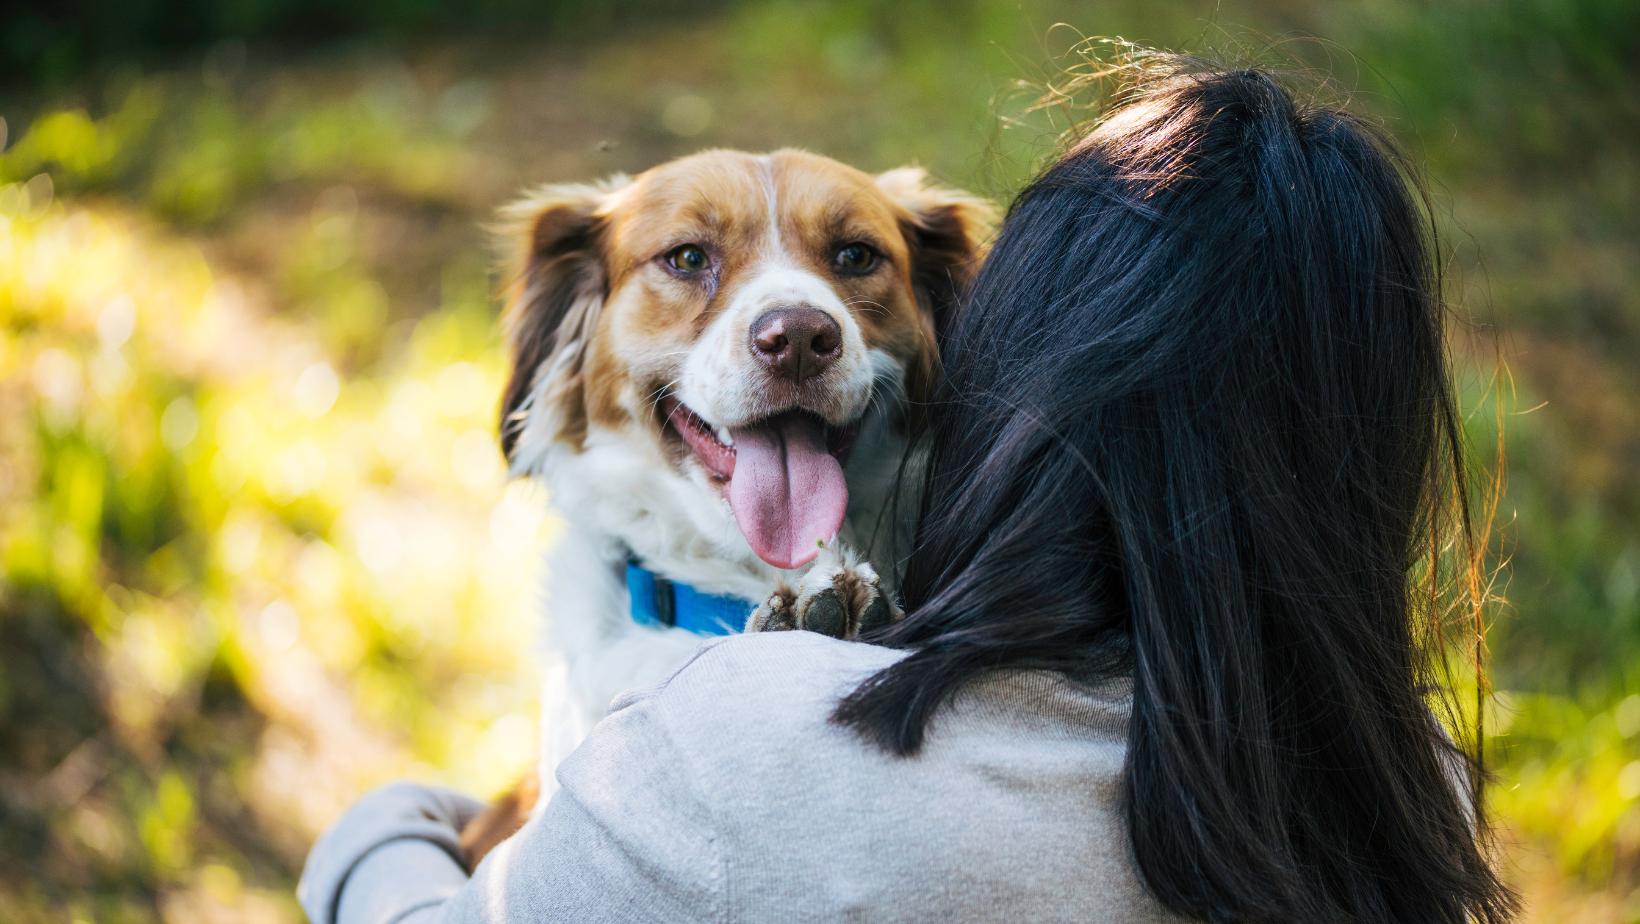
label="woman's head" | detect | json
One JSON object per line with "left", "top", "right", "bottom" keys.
{"left": 839, "top": 58, "right": 1513, "bottom": 924}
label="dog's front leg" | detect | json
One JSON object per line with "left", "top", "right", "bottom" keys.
{"left": 745, "top": 543, "right": 901, "bottom": 639}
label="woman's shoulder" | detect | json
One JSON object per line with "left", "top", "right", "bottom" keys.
{"left": 604, "top": 631, "right": 1137, "bottom": 797}
{"left": 579, "top": 634, "right": 1175, "bottom": 923}
{"left": 609, "top": 632, "right": 1135, "bottom": 760}
{"left": 608, "top": 631, "right": 909, "bottom": 735}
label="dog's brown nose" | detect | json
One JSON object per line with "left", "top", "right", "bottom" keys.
{"left": 749, "top": 308, "right": 842, "bottom": 382}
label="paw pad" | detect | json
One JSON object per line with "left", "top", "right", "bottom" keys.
{"left": 745, "top": 543, "right": 902, "bottom": 639}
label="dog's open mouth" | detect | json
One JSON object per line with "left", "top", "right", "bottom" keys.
{"left": 663, "top": 396, "right": 859, "bottom": 570}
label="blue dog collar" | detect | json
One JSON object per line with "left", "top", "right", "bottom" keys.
{"left": 626, "top": 560, "right": 755, "bottom": 636}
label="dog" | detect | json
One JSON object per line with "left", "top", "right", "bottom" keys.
{"left": 458, "top": 149, "right": 991, "bottom": 866}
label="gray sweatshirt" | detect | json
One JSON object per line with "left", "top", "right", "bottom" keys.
{"left": 298, "top": 631, "right": 1187, "bottom": 924}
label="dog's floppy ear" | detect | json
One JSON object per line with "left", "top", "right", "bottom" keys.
{"left": 876, "top": 168, "right": 994, "bottom": 415}
{"left": 496, "top": 178, "right": 629, "bottom": 464}
{"left": 875, "top": 167, "right": 995, "bottom": 342}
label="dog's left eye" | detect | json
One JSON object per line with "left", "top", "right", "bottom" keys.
{"left": 835, "top": 244, "right": 877, "bottom": 273}
{"left": 667, "top": 245, "right": 710, "bottom": 274}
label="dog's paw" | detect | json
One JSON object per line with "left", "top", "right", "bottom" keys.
{"left": 744, "top": 543, "right": 901, "bottom": 639}
{"left": 746, "top": 581, "right": 800, "bottom": 632}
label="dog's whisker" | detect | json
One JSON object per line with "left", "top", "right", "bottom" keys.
{"left": 640, "top": 379, "right": 686, "bottom": 415}
{"left": 842, "top": 297, "right": 891, "bottom": 316}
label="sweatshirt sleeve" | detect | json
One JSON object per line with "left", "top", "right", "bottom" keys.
{"left": 296, "top": 782, "right": 482, "bottom": 924}
{"left": 298, "top": 673, "right": 723, "bottom": 924}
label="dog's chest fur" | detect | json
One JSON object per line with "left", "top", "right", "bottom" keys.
{"left": 523, "top": 405, "right": 908, "bottom": 804}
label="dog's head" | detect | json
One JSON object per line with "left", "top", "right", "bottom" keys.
{"left": 499, "top": 149, "right": 990, "bottom": 571}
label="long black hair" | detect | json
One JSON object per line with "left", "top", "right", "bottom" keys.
{"left": 836, "top": 56, "right": 1515, "bottom": 924}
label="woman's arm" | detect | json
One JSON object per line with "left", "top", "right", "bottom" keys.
{"left": 298, "top": 669, "right": 723, "bottom": 924}
{"left": 297, "top": 781, "right": 479, "bottom": 924}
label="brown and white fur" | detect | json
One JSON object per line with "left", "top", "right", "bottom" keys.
{"left": 461, "top": 149, "right": 991, "bottom": 866}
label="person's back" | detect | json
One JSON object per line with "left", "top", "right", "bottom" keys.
{"left": 304, "top": 632, "right": 1184, "bottom": 923}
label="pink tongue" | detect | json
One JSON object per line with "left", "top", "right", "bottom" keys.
{"left": 727, "top": 413, "right": 848, "bottom": 570}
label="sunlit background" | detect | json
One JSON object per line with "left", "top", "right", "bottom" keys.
{"left": 1, "top": 1, "right": 1636, "bottom": 921}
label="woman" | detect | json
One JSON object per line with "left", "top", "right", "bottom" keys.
{"left": 299, "top": 58, "right": 1515, "bottom": 924}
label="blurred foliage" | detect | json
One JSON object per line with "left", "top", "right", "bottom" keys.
{"left": 0, "top": 0, "right": 703, "bottom": 91}
{"left": 0, "top": 1, "right": 1637, "bottom": 922}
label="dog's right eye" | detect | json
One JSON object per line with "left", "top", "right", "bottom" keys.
{"left": 667, "top": 245, "right": 710, "bottom": 274}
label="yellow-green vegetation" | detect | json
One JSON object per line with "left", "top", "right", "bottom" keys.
{"left": 0, "top": 77, "right": 545, "bottom": 923}
{"left": 1, "top": 2, "right": 1636, "bottom": 922}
